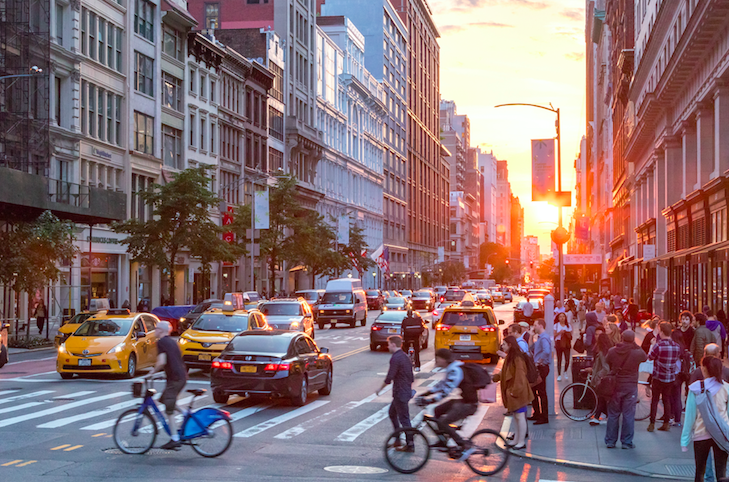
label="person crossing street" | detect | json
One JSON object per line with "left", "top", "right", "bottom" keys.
{"left": 378, "top": 336, "right": 415, "bottom": 452}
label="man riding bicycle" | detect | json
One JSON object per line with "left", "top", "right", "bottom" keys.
{"left": 401, "top": 309, "right": 424, "bottom": 371}
{"left": 147, "top": 320, "right": 188, "bottom": 450}
{"left": 416, "top": 348, "right": 478, "bottom": 459}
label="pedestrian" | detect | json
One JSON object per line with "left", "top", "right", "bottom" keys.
{"left": 613, "top": 294, "right": 624, "bottom": 314}
{"left": 605, "top": 330, "right": 648, "bottom": 449}
{"left": 554, "top": 312, "right": 572, "bottom": 382}
{"left": 493, "top": 335, "right": 534, "bottom": 450}
{"left": 595, "top": 302, "right": 607, "bottom": 324}
{"left": 706, "top": 310, "right": 727, "bottom": 359}
{"left": 577, "top": 299, "right": 587, "bottom": 332}
{"left": 647, "top": 322, "right": 681, "bottom": 432}
{"left": 692, "top": 313, "right": 716, "bottom": 368}
{"left": 616, "top": 311, "right": 628, "bottom": 332}
{"left": 401, "top": 309, "right": 424, "bottom": 372}
{"left": 378, "top": 335, "right": 414, "bottom": 452}
{"left": 34, "top": 299, "right": 46, "bottom": 334}
{"left": 585, "top": 311, "right": 600, "bottom": 356}
{"left": 689, "top": 344, "right": 729, "bottom": 384}
{"left": 519, "top": 321, "right": 532, "bottom": 351}
{"left": 641, "top": 318, "right": 659, "bottom": 354}
{"left": 681, "top": 356, "right": 729, "bottom": 482}
{"left": 627, "top": 298, "right": 640, "bottom": 330}
{"left": 605, "top": 314, "right": 622, "bottom": 346}
{"left": 529, "top": 318, "right": 552, "bottom": 425}
{"left": 679, "top": 311, "right": 696, "bottom": 351}
{"left": 509, "top": 324, "right": 529, "bottom": 353}
{"left": 589, "top": 332, "right": 614, "bottom": 426}
{"left": 554, "top": 300, "right": 565, "bottom": 314}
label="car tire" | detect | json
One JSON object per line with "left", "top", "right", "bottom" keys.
{"left": 318, "top": 321, "right": 325, "bottom": 330}
{"left": 292, "top": 376, "right": 308, "bottom": 406}
{"left": 213, "top": 390, "right": 229, "bottom": 404}
{"left": 370, "top": 343, "right": 378, "bottom": 351}
{"left": 422, "top": 335, "right": 429, "bottom": 349}
{"left": 59, "top": 372, "right": 74, "bottom": 380}
{"left": 319, "top": 368, "right": 333, "bottom": 396}
{"left": 124, "top": 353, "right": 137, "bottom": 379}
{"left": 349, "top": 317, "right": 356, "bottom": 328}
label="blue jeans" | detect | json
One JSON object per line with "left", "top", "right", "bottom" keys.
{"left": 605, "top": 383, "right": 637, "bottom": 446}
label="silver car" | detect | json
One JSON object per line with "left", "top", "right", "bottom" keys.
{"left": 259, "top": 299, "right": 315, "bottom": 338}
{"left": 370, "top": 310, "right": 429, "bottom": 351}
{"left": 383, "top": 296, "right": 409, "bottom": 311}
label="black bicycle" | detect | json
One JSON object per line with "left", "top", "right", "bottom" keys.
{"left": 383, "top": 413, "right": 510, "bottom": 475}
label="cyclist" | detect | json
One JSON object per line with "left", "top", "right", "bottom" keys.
{"left": 147, "top": 320, "right": 188, "bottom": 450}
{"left": 401, "top": 308, "right": 424, "bottom": 371}
{"left": 416, "top": 348, "right": 478, "bottom": 459}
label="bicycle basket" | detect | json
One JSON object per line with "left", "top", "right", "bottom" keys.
{"left": 132, "top": 381, "right": 144, "bottom": 398}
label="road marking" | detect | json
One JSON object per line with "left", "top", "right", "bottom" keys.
{"left": 0, "top": 390, "right": 20, "bottom": 396}
{"left": 234, "top": 400, "right": 329, "bottom": 438}
{"left": 459, "top": 404, "right": 489, "bottom": 439}
{"left": 0, "top": 391, "right": 125, "bottom": 428}
{"left": 333, "top": 345, "right": 369, "bottom": 361}
{"left": 1, "top": 460, "right": 22, "bottom": 466}
{"left": 64, "top": 445, "right": 83, "bottom": 451}
{"left": 50, "top": 444, "right": 70, "bottom": 451}
{"left": 80, "top": 395, "right": 195, "bottom": 431}
{"left": 0, "top": 401, "right": 46, "bottom": 415}
{"left": 0, "top": 390, "right": 55, "bottom": 405}
{"left": 6, "top": 356, "right": 57, "bottom": 365}
{"left": 37, "top": 398, "right": 142, "bottom": 428}
{"left": 335, "top": 405, "right": 390, "bottom": 442}
{"left": 15, "top": 460, "right": 37, "bottom": 467}
{"left": 91, "top": 433, "right": 106, "bottom": 437}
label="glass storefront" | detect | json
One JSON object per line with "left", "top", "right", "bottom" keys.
{"left": 80, "top": 254, "right": 119, "bottom": 309}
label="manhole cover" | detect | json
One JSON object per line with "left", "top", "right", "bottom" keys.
{"left": 102, "top": 448, "right": 178, "bottom": 455}
{"left": 324, "top": 466, "right": 388, "bottom": 474}
{"left": 665, "top": 465, "right": 695, "bottom": 477}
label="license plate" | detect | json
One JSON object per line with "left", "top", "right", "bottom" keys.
{"left": 78, "top": 358, "right": 91, "bottom": 366}
{"left": 460, "top": 335, "right": 471, "bottom": 341}
{"left": 331, "top": 319, "right": 337, "bottom": 324}
{"left": 388, "top": 328, "right": 398, "bottom": 334}
{"left": 240, "top": 365, "right": 257, "bottom": 373}
{"left": 198, "top": 354, "right": 212, "bottom": 361}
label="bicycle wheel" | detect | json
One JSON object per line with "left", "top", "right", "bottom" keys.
{"left": 383, "top": 428, "right": 430, "bottom": 474}
{"left": 465, "top": 429, "right": 510, "bottom": 476}
{"left": 635, "top": 383, "right": 662, "bottom": 421}
{"left": 114, "top": 409, "right": 157, "bottom": 455}
{"left": 190, "top": 417, "right": 234, "bottom": 458}
{"left": 559, "top": 383, "right": 597, "bottom": 421}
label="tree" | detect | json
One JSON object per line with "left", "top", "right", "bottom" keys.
{"left": 479, "top": 242, "right": 514, "bottom": 283}
{"left": 537, "top": 258, "right": 558, "bottom": 283}
{"left": 113, "top": 166, "right": 245, "bottom": 304}
{"left": 292, "top": 212, "right": 344, "bottom": 286}
{"left": 337, "top": 224, "right": 376, "bottom": 277}
{"left": 437, "top": 260, "right": 467, "bottom": 286}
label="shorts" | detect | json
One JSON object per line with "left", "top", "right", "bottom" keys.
{"left": 514, "top": 406, "right": 528, "bottom": 414}
{"left": 161, "top": 379, "right": 186, "bottom": 414}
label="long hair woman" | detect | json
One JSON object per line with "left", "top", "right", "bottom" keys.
{"left": 681, "top": 356, "right": 729, "bottom": 482}
{"left": 554, "top": 312, "right": 572, "bottom": 381}
{"left": 493, "top": 335, "right": 534, "bottom": 450}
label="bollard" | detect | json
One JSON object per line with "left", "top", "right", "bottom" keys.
{"left": 544, "top": 294, "right": 556, "bottom": 416}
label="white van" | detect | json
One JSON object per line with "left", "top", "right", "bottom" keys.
{"left": 317, "top": 279, "right": 368, "bottom": 329}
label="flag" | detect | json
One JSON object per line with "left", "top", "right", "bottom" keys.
{"left": 376, "top": 246, "right": 390, "bottom": 274}
{"left": 254, "top": 191, "right": 269, "bottom": 230}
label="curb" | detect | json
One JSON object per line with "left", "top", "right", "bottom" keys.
{"left": 508, "top": 449, "right": 692, "bottom": 481}
{"left": 8, "top": 345, "right": 56, "bottom": 354}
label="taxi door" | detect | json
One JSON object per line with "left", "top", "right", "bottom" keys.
{"left": 139, "top": 316, "right": 158, "bottom": 367}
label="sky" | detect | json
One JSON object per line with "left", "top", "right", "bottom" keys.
{"left": 429, "top": 0, "right": 585, "bottom": 254}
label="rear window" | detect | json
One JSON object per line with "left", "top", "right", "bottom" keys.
{"left": 322, "top": 292, "right": 353, "bottom": 303}
{"left": 296, "top": 292, "right": 318, "bottom": 301}
{"left": 245, "top": 292, "right": 260, "bottom": 302}
{"left": 387, "top": 297, "right": 405, "bottom": 304}
{"left": 413, "top": 291, "right": 430, "bottom": 298}
{"left": 366, "top": 291, "right": 380, "bottom": 296}
{"left": 444, "top": 290, "right": 465, "bottom": 301}
{"left": 229, "top": 335, "right": 291, "bottom": 354}
{"left": 518, "top": 300, "right": 541, "bottom": 309}
{"left": 261, "top": 303, "right": 301, "bottom": 316}
{"left": 377, "top": 311, "right": 407, "bottom": 322}
{"left": 442, "top": 311, "right": 492, "bottom": 327}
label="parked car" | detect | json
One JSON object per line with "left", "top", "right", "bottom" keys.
{"left": 370, "top": 310, "right": 428, "bottom": 351}
{"left": 365, "top": 290, "right": 385, "bottom": 310}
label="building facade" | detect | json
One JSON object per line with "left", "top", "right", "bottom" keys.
{"left": 477, "top": 148, "right": 498, "bottom": 245}
{"left": 495, "top": 160, "right": 511, "bottom": 247}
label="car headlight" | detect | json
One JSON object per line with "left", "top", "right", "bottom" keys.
{"left": 58, "top": 343, "right": 67, "bottom": 354}
{"left": 107, "top": 342, "right": 125, "bottom": 354}
{"left": 179, "top": 317, "right": 186, "bottom": 323}
{"left": 345, "top": 310, "right": 351, "bottom": 314}
{"left": 178, "top": 337, "right": 190, "bottom": 345}
{"left": 290, "top": 321, "right": 300, "bottom": 329}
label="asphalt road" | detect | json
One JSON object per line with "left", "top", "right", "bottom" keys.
{"left": 0, "top": 301, "right": 646, "bottom": 482}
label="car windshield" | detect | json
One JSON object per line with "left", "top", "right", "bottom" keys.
{"left": 230, "top": 335, "right": 291, "bottom": 354}
{"left": 261, "top": 303, "right": 301, "bottom": 316}
{"left": 192, "top": 314, "right": 249, "bottom": 332}
{"left": 413, "top": 291, "right": 430, "bottom": 298}
{"left": 74, "top": 319, "right": 133, "bottom": 337}
{"left": 68, "top": 313, "right": 92, "bottom": 324}
{"left": 401, "top": 290, "right": 412, "bottom": 296}
{"left": 322, "top": 292, "right": 353, "bottom": 303}
{"left": 387, "top": 297, "right": 405, "bottom": 304}
{"left": 377, "top": 311, "right": 408, "bottom": 322}
{"left": 366, "top": 291, "right": 380, "bottom": 296}
{"left": 192, "top": 301, "right": 217, "bottom": 314}
{"left": 246, "top": 292, "right": 260, "bottom": 302}
{"left": 442, "top": 311, "right": 491, "bottom": 327}
{"left": 296, "top": 292, "right": 318, "bottom": 301}
{"left": 444, "top": 290, "right": 465, "bottom": 301}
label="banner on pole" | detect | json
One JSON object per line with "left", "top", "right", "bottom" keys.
{"left": 337, "top": 214, "right": 349, "bottom": 245}
{"left": 531, "top": 139, "right": 556, "bottom": 202}
{"left": 254, "top": 191, "right": 269, "bottom": 230}
{"left": 437, "top": 247, "right": 445, "bottom": 263}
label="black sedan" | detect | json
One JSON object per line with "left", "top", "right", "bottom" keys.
{"left": 210, "top": 331, "right": 332, "bottom": 406}
{"left": 370, "top": 310, "right": 429, "bottom": 351}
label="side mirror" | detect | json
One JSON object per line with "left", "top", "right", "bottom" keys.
{"left": 498, "top": 319, "right": 505, "bottom": 325}
{"left": 319, "top": 347, "right": 329, "bottom": 354}
{"left": 136, "top": 331, "right": 146, "bottom": 338}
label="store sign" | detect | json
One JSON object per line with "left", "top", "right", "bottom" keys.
{"left": 86, "top": 236, "right": 121, "bottom": 245}
{"left": 563, "top": 254, "right": 603, "bottom": 265}
{"left": 92, "top": 147, "right": 113, "bottom": 160}
{"left": 643, "top": 244, "right": 656, "bottom": 260}
{"left": 222, "top": 206, "right": 234, "bottom": 243}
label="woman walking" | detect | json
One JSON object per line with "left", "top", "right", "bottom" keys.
{"left": 35, "top": 300, "right": 46, "bottom": 335}
{"left": 493, "top": 335, "right": 534, "bottom": 450}
{"left": 554, "top": 312, "right": 572, "bottom": 381}
{"left": 589, "top": 332, "right": 613, "bottom": 425}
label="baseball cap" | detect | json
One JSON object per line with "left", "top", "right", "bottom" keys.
{"left": 518, "top": 322, "right": 530, "bottom": 329}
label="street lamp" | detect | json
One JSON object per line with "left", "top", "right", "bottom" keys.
{"left": 495, "top": 102, "right": 570, "bottom": 303}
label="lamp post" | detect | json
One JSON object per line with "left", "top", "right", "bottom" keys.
{"left": 495, "top": 103, "right": 570, "bottom": 303}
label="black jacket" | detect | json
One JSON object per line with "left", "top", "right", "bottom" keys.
{"left": 385, "top": 349, "right": 414, "bottom": 400}
{"left": 401, "top": 315, "right": 424, "bottom": 340}
{"left": 606, "top": 341, "right": 647, "bottom": 384}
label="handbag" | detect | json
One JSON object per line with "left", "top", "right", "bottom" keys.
{"left": 595, "top": 351, "right": 630, "bottom": 398}
{"left": 573, "top": 335, "right": 585, "bottom": 354}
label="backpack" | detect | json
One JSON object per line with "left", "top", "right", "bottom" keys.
{"left": 461, "top": 363, "right": 491, "bottom": 390}
{"left": 710, "top": 325, "right": 723, "bottom": 345}
{"left": 522, "top": 352, "right": 539, "bottom": 385}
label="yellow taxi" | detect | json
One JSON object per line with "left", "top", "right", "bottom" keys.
{"left": 54, "top": 299, "right": 111, "bottom": 347}
{"left": 177, "top": 308, "right": 270, "bottom": 370}
{"left": 57, "top": 309, "right": 159, "bottom": 379}
{"left": 433, "top": 295, "right": 504, "bottom": 364}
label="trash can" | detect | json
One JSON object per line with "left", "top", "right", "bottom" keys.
{"left": 571, "top": 355, "right": 593, "bottom": 409}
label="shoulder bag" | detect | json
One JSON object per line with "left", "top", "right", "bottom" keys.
{"left": 595, "top": 350, "right": 629, "bottom": 398}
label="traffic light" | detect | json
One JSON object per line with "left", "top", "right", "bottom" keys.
{"left": 505, "top": 259, "right": 509, "bottom": 265}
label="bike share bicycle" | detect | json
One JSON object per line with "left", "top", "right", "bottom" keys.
{"left": 114, "top": 378, "right": 233, "bottom": 457}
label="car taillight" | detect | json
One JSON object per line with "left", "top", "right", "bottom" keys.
{"left": 435, "top": 324, "right": 451, "bottom": 331}
{"left": 371, "top": 324, "right": 383, "bottom": 331}
{"left": 212, "top": 361, "right": 232, "bottom": 369}
{"left": 264, "top": 363, "right": 290, "bottom": 371}
{"left": 479, "top": 325, "right": 496, "bottom": 332}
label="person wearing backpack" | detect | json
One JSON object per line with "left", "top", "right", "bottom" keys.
{"left": 493, "top": 335, "right": 534, "bottom": 449}
{"left": 681, "top": 356, "right": 729, "bottom": 482}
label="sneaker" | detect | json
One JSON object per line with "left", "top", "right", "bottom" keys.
{"left": 160, "top": 440, "right": 181, "bottom": 450}
{"left": 622, "top": 443, "right": 635, "bottom": 449}
{"left": 671, "top": 421, "right": 682, "bottom": 427}
{"left": 606, "top": 443, "right": 616, "bottom": 449}
{"left": 414, "top": 367, "right": 420, "bottom": 373}
{"left": 589, "top": 417, "right": 600, "bottom": 426}
{"left": 647, "top": 422, "right": 655, "bottom": 432}
{"left": 599, "top": 419, "right": 607, "bottom": 425}
{"left": 564, "top": 372, "right": 569, "bottom": 379}
{"left": 557, "top": 375, "right": 562, "bottom": 381}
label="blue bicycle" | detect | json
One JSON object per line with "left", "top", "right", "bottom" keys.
{"left": 113, "top": 378, "right": 233, "bottom": 457}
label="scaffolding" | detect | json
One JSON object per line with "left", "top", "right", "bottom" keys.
{"left": 0, "top": 0, "right": 51, "bottom": 174}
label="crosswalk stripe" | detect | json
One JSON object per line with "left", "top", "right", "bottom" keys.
{"left": 458, "top": 404, "right": 489, "bottom": 439}
{"left": 1, "top": 460, "right": 22, "bottom": 466}
{"left": 79, "top": 395, "right": 195, "bottom": 431}
{"left": 0, "top": 390, "right": 55, "bottom": 405}
{"left": 0, "top": 390, "right": 20, "bottom": 397}
{"left": 0, "top": 392, "right": 126, "bottom": 428}
{"left": 335, "top": 405, "right": 390, "bottom": 442}
{"left": 228, "top": 403, "right": 274, "bottom": 422}
{"left": 37, "top": 398, "right": 141, "bottom": 428}
{"left": 234, "top": 400, "right": 329, "bottom": 438}
{"left": 0, "top": 401, "right": 46, "bottom": 415}
{"left": 15, "top": 460, "right": 37, "bottom": 467}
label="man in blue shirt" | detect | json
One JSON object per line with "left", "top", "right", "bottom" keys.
{"left": 379, "top": 335, "right": 414, "bottom": 451}
{"left": 530, "top": 318, "right": 552, "bottom": 425}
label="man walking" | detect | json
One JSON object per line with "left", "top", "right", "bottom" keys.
{"left": 647, "top": 322, "right": 681, "bottom": 432}
{"left": 627, "top": 298, "right": 639, "bottom": 330}
{"left": 379, "top": 336, "right": 414, "bottom": 451}
{"left": 691, "top": 313, "right": 715, "bottom": 367}
{"left": 529, "top": 319, "right": 552, "bottom": 425}
{"left": 605, "top": 330, "right": 647, "bottom": 449}
{"left": 594, "top": 301, "right": 607, "bottom": 324}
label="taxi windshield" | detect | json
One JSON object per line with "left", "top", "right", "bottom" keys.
{"left": 442, "top": 311, "right": 491, "bottom": 327}
{"left": 261, "top": 303, "right": 301, "bottom": 316}
{"left": 74, "top": 319, "right": 133, "bottom": 336}
{"left": 321, "top": 292, "right": 353, "bottom": 303}
{"left": 192, "top": 314, "right": 249, "bottom": 332}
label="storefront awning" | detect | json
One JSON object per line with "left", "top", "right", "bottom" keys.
{"left": 618, "top": 255, "right": 634, "bottom": 268}
{"left": 674, "top": 245, "right": 706, "bottom": 264}
{"left": 288, "top": 265, "right": 307, "bottom": 273}
{"left": 607, "top": 255, "right": 623, "bottom": 274}
{"left": 713, "top": 240, "right": 729, "bottom": 262}
{"left": 627, "top": 257, "right": 643, "bottom": 267}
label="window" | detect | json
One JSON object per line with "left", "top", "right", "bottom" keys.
{"left": 200, "top": 118, "right": 206, "bottom": 151}
{"left": 88, "top": 11, "right": 96, "bottom": 60}
{"left": 210, "top": 80, "right": 216, "bottom": 103}
{"left": 163, "top": 25, "right": 184, "bottom": 61}
{"left": 115, "top": 96, "right": 122, "bottom": 146}
{"left": 269, "top": 106, "right": 283, "bottom": 141}
{"left": 98, "top": 18, "right": 105, "bottom": 64}
{"left": 116, "top": 28, "right": 122, "bottom": 71}
{"left": 54, "top": 77, "right": 61, "bottom": 125}
{"left": 269, "top": 147, "right": 283, "bottom": 172}
{"left": 88, "top": 84, "right": 96, "bottom": 137}
{"left": 97, "top": 88, "right": 105, "bottom": 141}
{"left": 162, "top": 125, "right": 183, "bottom": 169}
{"left": 190, "top": 68, "right": 196, "bottom": 93}
{"left": 79, "top": 9, "right": 121, "bottom": 72}
{"left": 107, "top": 23, "right": 114, "bottom": 65}
{"left": 135, "top": 0, "right": 155, "bottom": 42}
{"left": 81, "top": 80, "right": 87, "bottom": 133}
{"left": 204, "top": 3, "right": 219, "bottom": 29}
{"left": 269, "top": 62, "right": 284, "bottom": 103}
{"left": 134, "top": 111, "right": 154, "bottom": 155}
{"left": 134, "top": 52, "right": 154, "bottom": 96}
{"left": 211, "top": 123, "right": 217, "bottom": 154}
{"left": 56, "top": 4, "right": 64, "bottom": 46}
{"left": 132, "top": 174, "right": 154, "bottom": 221}
{"left": 189, "top": 113, "right": 196, "bottom": 147}
{"left": 200, "top": 73, "right": 207, "bottom": 98}
{"left": 162, "top": 72, "right": 182, "bottom": 111}
{"left": 106, "top": 92, "right": 113, "bottom": 144}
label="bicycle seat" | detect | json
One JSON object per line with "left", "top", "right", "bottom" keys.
{"left": 187, "top": 389, "right": 207, "bottom": 397}
{"left": 449, "top": 423, "right": 463, "bottom": 431}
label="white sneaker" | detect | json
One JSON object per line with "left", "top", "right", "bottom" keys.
{"left": 557, "top": 375, "right": 562, "bottom": 381}
{"left": 414, "top": 367, "right": 420, "bottom": 373}
{"left": 564, "top": 372, "right": 569, "bottom": 379}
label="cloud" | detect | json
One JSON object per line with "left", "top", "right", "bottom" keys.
{"left": 565, "top": 51, "right": 585, "bottom": 61}
{"left": 432, "top": 0, "right": 550, "bottom": 12}
{"left": 438, "top": 21, "right": 514, "bottom": 34}
{"left": 510, "top": 0, "right": 550, "bottom": 9}
{"left": 470, "top": 21, "right": 513, "bottom": 28}
{"left": 561, "top": 8, "right": 585, "bottom": 21}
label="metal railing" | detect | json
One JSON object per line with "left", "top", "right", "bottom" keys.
{"left": 48, "top": 179, "right": 90, "bottom": 208}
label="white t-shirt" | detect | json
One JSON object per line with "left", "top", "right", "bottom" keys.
{"left": 555, "top": 323, "right": 572, "bottom": 340}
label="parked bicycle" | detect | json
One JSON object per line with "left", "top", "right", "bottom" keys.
{"left": 559, "top": 369, "right": 658, "bottom": 422}
{"left": 113, "top": 378, "right": 233, "bottom": 457}
{"left": 384, "top": 411, "right": 509, "bottom": 476}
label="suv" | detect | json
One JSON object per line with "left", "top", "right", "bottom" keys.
{"left": 259, "top": 298, "right": 316, "bottom": 338}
